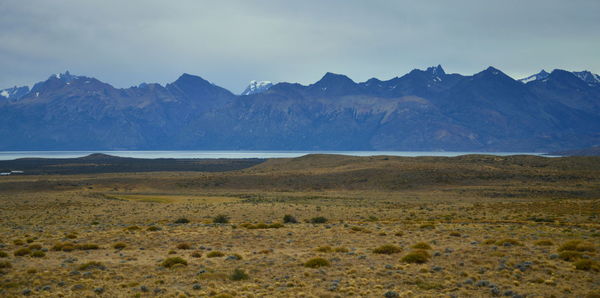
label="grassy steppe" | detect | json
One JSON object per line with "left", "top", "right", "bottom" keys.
{"left": 0, "top": 154, "right": 598, "bottom": 297}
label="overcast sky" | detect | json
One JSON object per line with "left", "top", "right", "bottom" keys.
{"left": 1, "top": 0, "right": 599, "bottom": 93}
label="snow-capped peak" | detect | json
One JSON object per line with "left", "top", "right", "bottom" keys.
{"left": 0, "top": 85, "right": 30, "bottom": 101}
{"left": 51, "top": 71, "right": 80, "bottom": 83}
{"left": 572, "top": 70, "right": 600, "bottom": 86}
{"left": 241, "top": 80, "right": 274, "bottom": 95}
{"left": 519, "top": 70, "right": 550, "bottom": 84}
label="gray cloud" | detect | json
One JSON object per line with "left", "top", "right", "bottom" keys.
{"left": 1, "top": 0, "right": 599, "bottom": 93}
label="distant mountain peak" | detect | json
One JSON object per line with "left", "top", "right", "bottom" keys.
{"left": 313, "top": 72, "right": 355, "bottom": 87}
{"left": 0, "top": 85, "right": 30, "bottom": 101}
{"left": 50, "top": 70, "right": 80, "bottom": 83}
{"left": 241, "top": 80, "right": 274, "bottom": 95}
{"left": 519, "top": 70, "right": 550, "bottom": 84}
{"left": 426, "top": 64, "right": 445, "bottom": 76}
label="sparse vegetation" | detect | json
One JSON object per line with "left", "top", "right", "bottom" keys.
{"left": 496, "top": 239, "right": 522, "bottom": 246}
{"left": 0, "top": 251, "right": 8, "bottom": 258}
{"left": 78, "top": 261, "right": 106, "bottom": 270}
{"left": 13, "top": 248, "right": 31, "bottom": 257}
{"left": 76, "top": 243, "right": 100, "bottom": 250}
{"left": 412, "top": 242, "right": 432, "bottom": 250}
{"left": 174, "top": 218, "right": 190, "bottom": 224}
{"left": 30, "top": 250, "right": 45, "bottom": 258}
{"left": 559, "top": 240, "right": 595, "bottom": 252}
{"left": 113, "top": 242, "right": 127, "bottom": 250}
{"left": 176, "top": 243, "right": 192, "bottom": 250}
{"left": 534, "top": 240, "right": 554, "bottom": 246}
{"left": 0, "top": 261, "right": 11, "bottom": 269}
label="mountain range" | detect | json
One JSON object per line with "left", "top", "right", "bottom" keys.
{"left": 1, "top": 66, "right": 599, "bottom": 151}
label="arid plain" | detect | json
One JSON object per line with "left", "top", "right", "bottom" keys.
{"left": 0, "top": 154, "right": 599, "bottom": 297}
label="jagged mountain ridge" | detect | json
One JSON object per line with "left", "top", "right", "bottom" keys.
{"left": 1, "top": 66, "right": 599, "bottom": 151}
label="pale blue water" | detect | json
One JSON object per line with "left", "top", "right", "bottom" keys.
{"left": 0, "top": 151, "right": 550, "bottom": 161}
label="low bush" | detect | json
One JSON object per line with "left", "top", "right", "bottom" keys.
{"left": 76, "top": 243, "right": 100, "bottom": 250}
{"left": 310, "top": 217, "right": 328, "bottom": 224}
{"left": 373, "top": 245, "right": 402, "bottom": 254}
{"left": 52, "top": 242, "right": 75, "bottom": 252}
{"left": 449, "top": 232, "right": 461, "bottom": 237}
{"left": 304, "top": 257, "right": 330, "bottom": 268}
{"left": 283, "top": 214, "right": 298, "bottom": 223}
{"left": 401, "top": 250, "right": 431, "bottom": 264}
{"left": 176, "top": 243, "right": 192, "bottom": 250}
{"left": 213, "top": 215, "right": 230, "bottom": 224}
{"left": 334, "top": 247, "right": 349, "bottom": 253}
{"left": 191, "top": 252, "right": 202, "bottom": 258}
{"left": 113, "top": 242, "right": 127, "bottom": 250}
{"left": 316, "top": 246, "right": 332, "bottom": 253}
{"left": 574, "top": 259, "right": 599, "bottom": 271}
{"left": 30, "top": 251, "right": 45, "bottom": 258}
{"left": 241, "top": 223, "right": 283, "bottom": 229}
{"left": 534, "top": 240, "right": 554, "bottom": 246}
{"left": 207, "top": 251, "right": 225, "bottom": 258}
{"left": 28, "top": 244, "right": 42, "bottom": 250}
{"left": 161, "top": 257, "right": 187, "bottom": 268}
{"left": 147, "top": 226, "right": 162, "bottom": 231}
{"left": 0, "top": 261, "right": 11, "bottom": 269}
{"left": 174, "top": 218, "right": 190, "bottom": 224}
{"left": 496, "top": 239, "right": 522, "bottom": 246}
{"left": 14, "top": 248, "right": 31, "bottom": 257}
{"left": 0, "top": 251, "right": 8, "bottom": 258}
{"left": 559, "top": 251, "right": 583, "bottom": 262}
{"left": 229, "top": 268, "right": 249, "bottom": 281}
{"left": 78, "top": 261, "right": 106, "bottom": 270}
{"left": 419, "top": 223, "right": 435, "bottom": 230}
{"left": 559, "top": 240, "right": 595, "bottom": 252}
{"left": 412, "top": 242, "right": 432, "bottom": 250}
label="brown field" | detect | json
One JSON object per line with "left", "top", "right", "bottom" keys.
{"left": 0, "top": 154, "right": 599, "bottom": 297}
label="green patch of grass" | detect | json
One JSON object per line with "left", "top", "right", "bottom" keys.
{"left": 412, "top": 242, "right": 432, "bottom": 250}
{"left": 161, "top": 257, "right": 187, "bottom": 268}
{"left": 310, "top": 216, "right": 328, "bottom": 224}
{"left": 207, "top": 251, "right": 225, "bottom": 258}
{"left": 113, "top": 242, "right": 127, "bottom": 250}
{"left": 13, "top": 248, "right": 31, "bottom": 257}
{"left": 415, "top": 279, "right": 444, "bottom": 290}
{"left": 401, "top": 250, "right": 431, "bottom": 264}
{"left": 213, "top": 214, "right": 230, "bottom": 224}
{"left": 373, "top": 244, "right": 402, "bottom": 254}
{"left": 304, "top": 257, "right": 330, "bottom": 268}
{"left": 283, "top": 214, "right": 298, "bottom": 223}
{"left": 229, "top": 268, "right": 249, "bottom": 281}
{"left": 559, "top": 240, "right": 595, "bottom": 252}
{"left": 78, "top": 261, "right": 106, "bottom": 270}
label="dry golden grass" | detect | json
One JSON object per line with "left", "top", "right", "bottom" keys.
{"left": 0, "top": 154, "right": 598, "bottom": 296}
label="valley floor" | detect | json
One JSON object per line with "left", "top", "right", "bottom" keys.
{"left": 0, "top": 155, "right": 599, "bottom": 297}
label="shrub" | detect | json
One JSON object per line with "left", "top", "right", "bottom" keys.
{"left": 207, "top": 251, "right": 225, "bottom": 258}
{"left": 0, "top": 251, "right": 8, "bottom": 258}
{"left": 412, "top": 242, "right": 432, "bottom": 250}
{"left": 0, "top": 261, "right": 11, "bottom": 269}
{"left": 229, "top": 268, "right": 249, "bottom": 281}
{"left": 316, "top": 246, "right": 332, "bottom": 253}
{"left": 76, "top": 243, "right": 99, "bottom": 250}
{"left": 304, "top": 257, "right": 330, "bottom": 268}
{"left": 559, "top": 251, "right": 583, "bottom": 262}
{"left": 334, "top": 247, "right": 349, "bottom": 253}
{"left": 283, "top": 215, "right": 298, "bottom": 223}
{"left": 30, "top": 251, "right": 45, "bottom": 258}
{"left": 394, "top": 232, "right": 404, "bottom": 237}
{"left": 310, "top": 217, "right": 328, "bottom": 224}
{"left": 401, "top": 250, "right": 431, "bottom": 264}
{"left": 449, "top": 232, "right": 461, "bottom": 237}
{"left": 419, "top": 223, "right": 435, "bottom": 230}
{"left": 482, "top": 239, "right": 496, "bottom": 245}
{"left": 52, "top": 242, "right": 76, "bottom": 252}
{"left": 243, "top": 223, "right": 283, "bottom": 229}
{"left": 213, "top": 215, "right": 230, "bottom": 224}
{"left": 176, "top": 243, "right": 192, "bottom": 250}
{"left": 113, "top": 242, "right": 127, "bottom": 250}
{"left": 66, "top": 233, "right": 77, "bottom": 239}
{"left": 12, "top": 239, "right": 24, "bottom": 245}
{"left": 125, "top": 226, "right": 141, "bottom": 231}
{"left": 161, "top": 257, "right": 188, "bottom": 268}
{"left": 174, "top": 218, "right": 190, "bottom": 224}
{"left": 534, "top": 240, "right": 554, "bottom": 246}
{"left": 559, "top": 240, "right": 595, "bottom": 252}
{"left": 78, "top": 261, "right": 106, "bottom": 270}
{"left": 147, "top": 226, "right": 162, "bottom": 231}
{"left": 373, "top": 245, "right": 402, "bottom": 254}
{"left": 574, "top": 259, "right": 599, "bottom": 271}
{"left": 28, "top": 244, "right": 42, "bottom": 250}
{"left": 191, "top": 252, "right": 202, "bottom": 258}
{"left": 14, "top": 248, "right": 31, "bottom": 257}
{"left": 496, "top": 239, "right": 522, "bottom": 246}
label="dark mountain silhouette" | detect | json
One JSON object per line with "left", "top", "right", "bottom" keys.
{"left": 1, "top": 66, "right": 599, "bottom": 151}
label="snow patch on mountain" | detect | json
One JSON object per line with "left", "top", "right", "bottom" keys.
{"left": 519, "top": 70, "right": 550, "bottom": 84}
{"left": 572, "top": 71, "right": 600, "bottom": 86}
{"left": 242, "top": 80, "right": 274, "bottom": 95}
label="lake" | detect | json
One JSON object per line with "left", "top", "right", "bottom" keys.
{"left": 0, "top": 150, "right": 550, "bottom": 161}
